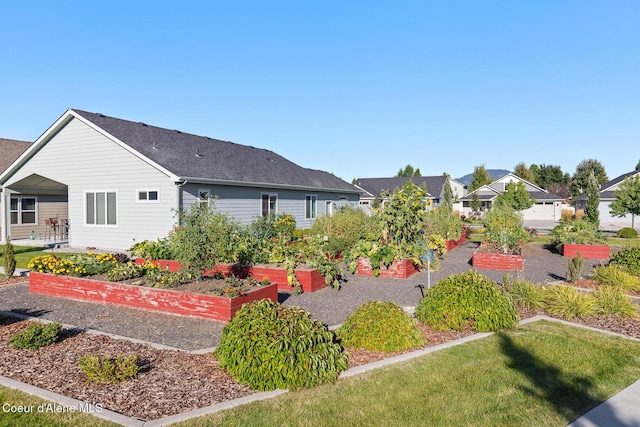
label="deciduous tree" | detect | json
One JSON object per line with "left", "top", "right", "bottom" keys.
{"left": 470, "top": 165, "right": 493, "bottom": 191}
{"left": 610, "top": 174, "right": 640, "bottom": 228}
{"left": 570, "top": 159, "right": 608, "bottom": 198}
{"left": 514, "top": 162, "right": 535, "bottom": 183}
{"left": 494, "top": 182, "right": 535, "bottom": 211}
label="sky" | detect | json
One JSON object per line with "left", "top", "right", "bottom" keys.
{"left": 1, "top": 1, "right": 639, "bottom": 184}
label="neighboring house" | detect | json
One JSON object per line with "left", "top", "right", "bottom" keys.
{"left": 575, "top": 170, "right": 640, "bottom": 228}
{"left": 460, "top": 173, "right": 567, "bottom": 221}
{"left": 354, "top": 176, "right": 466, "bottom": 215}
{"left": 0, "top": 138, "right": 32, "bottom": 240}
{"left": 0, "top": 109, "right": 360, "bottom": 250}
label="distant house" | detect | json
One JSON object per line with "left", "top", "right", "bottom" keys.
{"left": 575, "top": 170, "right": 640, "bottom": 228}
{"left": 460, "top": 173, "right": 567, "bottom": 221}
{"left": 0, "top": 109, "right": 360, "bottom": 250}
{"left": 354, "top": 176, "right": 466, "bottom": 214}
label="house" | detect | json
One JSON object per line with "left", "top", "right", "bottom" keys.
{"left": 0, "top": 109, "right": 360, "bottom": 250}
{"left": 460, "top": 173, "right": 567, "bottom": 221}
{"left": 575, "top": 170, "right": 640, "bottom": 228}
{"left": 0, "top": 138, "right": 32, "bottom": 240}
{"left": 354, "top": 176, "right": 466, "bottom": 215}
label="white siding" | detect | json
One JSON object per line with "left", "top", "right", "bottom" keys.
{"left": 4, "top": 118, "right": 177, "bottom": 250}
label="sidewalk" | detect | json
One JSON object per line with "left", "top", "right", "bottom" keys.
{"left": 0, "top": 266, "right": 30, "bottom": 277}
{"left": 568, "top": 379, "right": 640, "bottom": 426}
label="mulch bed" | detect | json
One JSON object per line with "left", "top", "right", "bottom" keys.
{"left": 2, "top": 307, "right": 640, "bottom": 421}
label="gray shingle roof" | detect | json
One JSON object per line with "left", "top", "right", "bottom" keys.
{"left": 72, "top": 110, "right": 358, "bottom": 193}
{"left": 575, "top": 171, "right": 640, "bottom": 201}
{"left": 0, "top": 138, "right": 31, "bottom": 173}
{"left": 355, "top": 176, "right": 448, "bottom": 198}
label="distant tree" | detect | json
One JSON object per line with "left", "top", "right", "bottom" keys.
{"left": 441, "top": 177, "right": 453, "bottom": 214}
{"left": 531, "top": 164, "right": 571, "bottom": 198}
{"left": 636, "top": 160, "right": 640, "bottom": 171}
{"left": 469, "top": 165, "right": 493, "bottom": 191}
{"left": 609, "top": 174, "right": 640, "bottom": 228}
{"left": 570, "top": 159, "right": 608, "bottom": 199}
{"left": 514, "top": 162, "right": 535, "bottom": 183}
{"left": 396, "top": 164, "right": 421, "bottom": 177}
{"left": 585, "top": 171, "right": 600, "bottom": 227}
{"left": 529, "top": 164, "right": 540, "bottom": 183}
{"left": 470, "top": 192, "right": 482, "bottom": 213}
{"left": 494, "top": 182, "right": 535, "bottom": 211}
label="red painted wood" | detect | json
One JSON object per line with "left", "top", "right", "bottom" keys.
{"left": 356, "top": 258, "right": 418, "bottom": 279}
{"left": 29, "top": 272, "right": 277, "bottom": 322}
{"left": 446, "top": 234, "right": 467, "bottom": 251}
{"left": 472, "top": 252, "right": 524, "bottom": 271}
{"left": 561, "top": 244, "right": 610, "bottom": 259}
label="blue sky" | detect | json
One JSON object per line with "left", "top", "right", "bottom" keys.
{"left": 2, "top": 1, "right": 638, "bottom": 183}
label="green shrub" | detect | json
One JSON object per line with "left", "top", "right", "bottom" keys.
{"left": 310, "top": 206, "right": 373, "bottom": 248}
{"left": 3, "top": 236, "right": 16, "bottom": 278}
{"left": 543, "top": 286, "right": 596, "bottom": 320}
{"left": 8, "top": 322, "right": 62, "bottom": 350}
{"left": 616, "top": 227, "right": 638, "bottom": 239}
{"left": 591, "top": 287, "right": 638, "bottom": 319}
{"left": 62, "top": 253, "right": 118, "bottom": 275}
{"left": 483, "top": 205, "right": 529, "bottom": 254}
{"left": 415, "top": 271, "right": 519, "bottom": 332}
{"left": 590, "top": 265, "right": 640, "bottom": 291}
{"left": 214, "top": 300, "right": 348, "bottom": 391}
{"left": 549, "top": 219, "right": 605, "bottom": 250}
{"left": 106, "top": 261, "right": 147, "bottom": 282}
{"left": 335, "top": 301, "right": 426, "bottom": 352}
{"left": 503, "top": 276, "right": 546, "bottom": 310}
{"left": 79, "top": 354, "right": 140, "bottom": 383}
{"left": 566, "top": 252, "right": 584, "bottom": 283}
{"left": 129, "top": 238, "right": 174, "bottom": 260}
{"left": 610, "top": 246, "right": 640, "bottom": 276}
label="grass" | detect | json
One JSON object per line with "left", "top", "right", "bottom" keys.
{"left": 174, "top": 321, "right": 640, "bottom": 427}
{"left": 0, "top": 245, "right": 73, "bottom": 269}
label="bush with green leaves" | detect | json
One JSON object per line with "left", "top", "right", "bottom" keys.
{"left": 129, "top": 238, "right": 174, "bottom": 260}
{"left": 483, "top": 205, "right": 528, "bottom": 254}
{"left": 415, "top": 271, "right": 519, "bottom": 332}
{"left": 79, "top": 354, "right": 140, "bottom": 383}
{"left": 503, "top": 276, "right": 546, "bottom": 310}
{"left": 106, "top": 261, "right": 147, "bottom": 282}
{"left": 590, "top": 265, "right": 640, "bottom": 291}
{"left": 214, "top": 299, "right": 347, "bottom": 391}
{"left": 310, "top": 206, "right": 374, "bottom": 250}
{"left": 543, "top": 285, "right": 596, "bottom": 320}
{"left": 566, "top": 252, "right": 584, "bottom": 282}
{"left": 591, "top": 287, "right": 638, "bottom": 319}
{"left": 609, "top": 246, "right": 640, "bottom": 276}
{"left": 616, "top": 227, "right": 638, "bottom": 239}
{"left": 549, "top": 219, "right": 605, "bottom": 250}
{"left": 335, "top": 301, "right": 426, "bottom": 352}
{"left": 3, "top": 236, "right": 16, "bottom": 278}
{"left": 9, "top": 322, "right": 62, "bottom": 350}
{"left": 63, "top": 252, "right": 118, "bottom": 275}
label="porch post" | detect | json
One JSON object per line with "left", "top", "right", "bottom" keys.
{"left": 0, "top": 188, "right": 7, "bottom": 243}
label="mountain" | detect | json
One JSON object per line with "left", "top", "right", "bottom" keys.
{"left": 455, "top": 169, "right": 511, "bottom": 187}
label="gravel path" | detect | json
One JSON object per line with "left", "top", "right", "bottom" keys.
{"left": 0, "top": 243, "right": 606, "bottom": 350}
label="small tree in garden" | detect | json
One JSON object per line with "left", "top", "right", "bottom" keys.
{"left": 3, "top": 236, "right": 16, "bottom": 278}
{"left": 566, "top": 252, "right": 584, "bottom": 282}
{"left": 470, "top": 191, "right": 482, "bottom": 214}
{"left": 483, "top": 204, "right": 528, "bottom": 254}
{"left": 585, "top": 170, "right": 600, "bottom": 227}
{"left": 441, "top": 177, "right": 454, "bottom": 215}
{"left": 377, "top": 180, "right": 427, "bottom": 250}
{"left": 171, "top": 201, "right": 240, "bottom": 282}
{"left": 609, "top": 174, "right": 640, "bottom": 228}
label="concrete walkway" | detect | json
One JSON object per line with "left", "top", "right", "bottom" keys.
{"left": 568, "top": 379, "right": 640, "bottom": 427}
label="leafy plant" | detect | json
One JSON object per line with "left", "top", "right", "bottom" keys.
{"left": 335, "top": 301, "right": 426, "bottom": 352}
{"left": 27, "top": 255, "right": 86, "bottom": 276}
{"left": 310, "top": 206, "right": 375, "bottom": 249}
{"left": 616, "top": 227, "right": 638, "bottom": 239}
{"left": 376, "top": 180, "right": 428, "bottom": 248}
{"left": 214, "top": 299, "right": 348, "bottom": 391}
{"left": 106, "top": 261, "right": 147, "bottom": 282}
{"left": 145, "top": 264, "right": 190, "bottom": 288}
{"left": 543, "top": 285, "right": 596, "bottom": 320}
{"left": 549, "top": 219, "right": 605, "bottom": 250}
{"left": 273, "top": 213, "right": 297, "bottom": 242}
{"left": 129, "top": 238, "right": 174, "bottom": 260}
{"left": 609, "top": 246, "right": 640, "bottom": 276}
{"left": 79, "top": 354, "right": 140, "bottom": 383}
{"left": 483, "top": 204, "right": 528, "bottom": 254}
{"left": 63, "top": 252, "right": 118, "bottom": 275}
{"left": 591, "top": 287, "right": 638, "bottom": 319}
{"left": 566, "top": 252, "right": 584, "bottom": 283}
{"left": 415, "top": 271, "right": 519, "bottom": 332}
{"left": 503, "top": 276, "right": 546, "bottom": 310}
{"left": 9, "top": 322, "right": 62, "bottom": 350}
{"left": 3, "top": 236, "right": 16, "bottom": 278}
{"left": 590, "top": 265, "right": 640, "bottom": 291}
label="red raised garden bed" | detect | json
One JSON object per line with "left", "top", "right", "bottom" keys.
{"left": 356, "top": 258, "right": 418, "bottom": 279}
{"left": 446, "top": 234, "right": 467, "bottom": 251}
{"left": 135, "top": 259, "right": 329, "bottom": 293}
{"left": 561, "top": 243, "right": 610, "bottom": 259}
{"left": 29, "top": 272, "right": 278, "bottom": 322}
{"left": 472, "top": 249, "right": 523, "bottom": 271}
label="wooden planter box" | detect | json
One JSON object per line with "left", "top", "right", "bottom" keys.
{"left": 561, "top": 243, "right": 610, "bottom": 259}
{"left": 356, "top": 258, "right": 418, "bottom": 279}
{"left": 134, "top": 259, "right": 329, "bottom": 293}
{"left": 472, "top": 248, "right": 523, "bottom": 271}
{"left": 29, "top": 271, "right": 278, "bottom": 322}
{"left": 446, "top": 234, "right": 467, "bottom": 251}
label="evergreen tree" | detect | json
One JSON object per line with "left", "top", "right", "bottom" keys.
{"left": 441, "top": 177, "right": 453, "bottom": 214}
{"left": 610, "top": 174, "right": 640, "bottom": 228}
{"left": 3, "top": 236, "right": 16, "bottom": 278}
{"left": 494, "top": 182, "right": 535, "bottom": 211}
{"left": 585, "top": 171, "right": 600, "bottom": 227}
{"left": 514, "top": 162, "right": 535, "bottom": 183}
{"left": 470, "top": 192, "right": 482, "bottom": 213}
{"left": 570, "top": 159, "right": 608, "bottom": 198}
{"left": 469, "top": 165, "right": 493, "bottom": 191}
{"left": 396, "top": 164, "right": 421, "bottom": 177}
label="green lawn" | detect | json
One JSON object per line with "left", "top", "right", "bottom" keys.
{"left": 174, "top": 321, "right": 640, "bottom": 427}
{"left": 0, "top": 245, "right": 73, "bottom": 269}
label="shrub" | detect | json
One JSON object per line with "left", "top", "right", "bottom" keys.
{"left": 543, "top": 285, "right": 596, "bottom": 320}
{"left": 214, "top": 299, "right": 347, "bottom": 391}
{"left": 483, "top": 205, "right": 528, "bottom": 254}
{"left": 144, "top": 264, "right": 190, "bottom": 288}
{"left": 616, "top": 227, "right": 638, "bottom": 239}
{"left": 415, "top": 271, "right": 519, "bottom": 332}
{"left": 590, "top": 265, "right": 640, "bottom": 291}
{"left": 310, "top": 206, "right": 373, "bottom": 248}
{"left": 335, "top": 301, "right": 426, "bottom": 352}
{"left": 591, "top": 287, "right": 638, "bottom": 319}
{"left": 106, "top": 261, "right": 147, "bottom": 282}
{"left": 3, "top": 236, "right": 16, "bottom": 278}
{"left": 566, "top": 252, "right": 584, "bottom": 283}
{"left": 79, "top": 354, "right": 140, "bottom": 383}
{"left": 575, "top": 209, "right": 585, "bottom": 220}
{"left": 561, "top": 208, "right": 575, "bottom": 222}
{"left": 9, "top": 322, "right": 62, "bottom": 350}
{"left": 63, "top": 252, "right": 118, "bottom": 275}
{"left": 549, "top": 219, "right": 605, "bottom": 249}
{"left": 129, "top": 238, "right": 174, "bottom": 260}
{"left": 503, "top": 276, "right": 546, "bottom": 310}
{"left": 609, "top": 246, "right": 640, "bottom": 276}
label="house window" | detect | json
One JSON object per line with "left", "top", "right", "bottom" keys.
{"left": 86, "top": 191, "right": 117, "bottom": 225}
{"left": 305, "top": 195, "right": 317, "bottom": 219}
{"left": 137, "top": 190, "right": 159, "bottom": 202}
{"left": 261, "top": 194, "right": 277, "bottom": 217}
{"left": 10, "top": 197, "right": 37, "bottom": 225}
